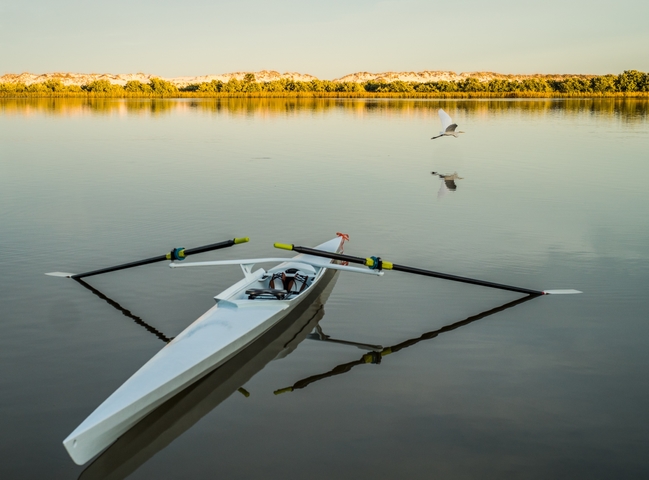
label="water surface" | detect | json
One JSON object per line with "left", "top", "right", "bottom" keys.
{"left": 1, "top": 97, "right": 648, "bottom": 479}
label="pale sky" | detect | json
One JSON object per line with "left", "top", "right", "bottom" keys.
{"left": 1, "top": 0, "right": 648, "bottom": 79}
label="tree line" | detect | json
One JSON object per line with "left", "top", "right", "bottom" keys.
{"left": 1, "top": 71, "right": 648, "bottom": 96}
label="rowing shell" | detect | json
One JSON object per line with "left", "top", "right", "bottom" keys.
{"left": 63, "top": 236, "right": 360, "bottom": 465}
{"left": 79, "top": 269, "right": 340, "bottom": 479}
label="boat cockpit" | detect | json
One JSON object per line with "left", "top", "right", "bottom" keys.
{"left": 243, "top": 262, "right": 317, "bottom": 301}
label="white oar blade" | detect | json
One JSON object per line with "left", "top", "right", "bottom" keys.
{"left": 45, "top": 272, "right": 75, "bottom": 278}
{"left": 543, "top": 289, "right": 582, "bottom": 295}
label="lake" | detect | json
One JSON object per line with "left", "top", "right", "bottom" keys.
{"left": 1, "top": 97, "right": 648, "bottom": 479}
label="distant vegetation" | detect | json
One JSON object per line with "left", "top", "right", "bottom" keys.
{"left": 1, "top": 71, "right": 648, "bottom": 97}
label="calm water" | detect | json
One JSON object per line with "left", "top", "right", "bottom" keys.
{"left": 1, "top": 97, "right": 648, "bottom": 479}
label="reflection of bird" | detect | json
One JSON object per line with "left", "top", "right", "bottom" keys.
{"left": 432, "top": 171, "right": 463, "bottom": 199}
{"left": 431, "top": 108, "right": 464, "bottom": 139}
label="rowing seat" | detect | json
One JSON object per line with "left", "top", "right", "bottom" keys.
{"left": 245, "top": 289, "right": 288, "bottom": 300}
{"left": 270, "top": 269, "right": 310, "bottom": 295}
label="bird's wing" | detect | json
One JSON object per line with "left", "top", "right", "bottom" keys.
{"left": 444, "top": 179, "right": 457, "bottom": 190}
{"left": 445, "top": 123, "right": 458, "bottom": 133}
{"left": 438, "top": 109, "right": 453, "bottom": 131}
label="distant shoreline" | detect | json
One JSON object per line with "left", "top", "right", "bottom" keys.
{"left": 1, "top": 70, "right": 647, "bottom": 98}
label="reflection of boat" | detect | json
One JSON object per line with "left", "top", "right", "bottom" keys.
{"left": 79, "top": 269, "right": 340, "bottom": 480}
{"left": 63, "top": 236, "right": 381, "bottom": 465}
{"left": 432, "top": 171, "right": 463, "bottom": 200}
{"left": 275, "top": 294, "right": 535, "bottom": 395}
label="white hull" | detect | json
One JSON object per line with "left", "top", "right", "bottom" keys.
{"left": 63, "top": 237, "right": 343, "bottom": 465}
{"left": 79, "top": 270, "right": 339, "bottom": 479}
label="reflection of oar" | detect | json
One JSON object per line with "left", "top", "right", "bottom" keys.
{"left": 307, "top": 325, "right": 383, "bottom": 351}
{"left": 46, "top": 237, "right": 249, "bottom": 279}
{"left": 274, "top": 294, "right": 535, "bottom": 395}
{"left": 73, "top": 278, "right": 172, "bottom": 343}
{"left": 274, "top": 243, "right": 581, "bottom": 296}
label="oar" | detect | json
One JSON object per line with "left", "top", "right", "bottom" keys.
{"left": 46, "top": 237, "right": 249, "bottom": 279}
{"left": 274, "top": 243, "right": 581, "bottom": 296}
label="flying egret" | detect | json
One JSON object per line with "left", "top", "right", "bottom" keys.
{"left": 431, "top": 109, "right": 464, "bottom": 139}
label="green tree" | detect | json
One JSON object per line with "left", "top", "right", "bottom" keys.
{"left": 124, "top": 80, "right": 153, "bottom": 93}
{"left": 243, "top": 73, "right": 256, "bottom": 83}
{"left": 435, "top": 81, "right": 459, "bottom": 92}
{"left": 363, "top": 81, "right": 381, "bottom": 92}
{"left": 642, "top": 72, "right": 649, "bottom": 92}
{"left": 242, "top": 80, "right": 262, "bottom": 92}
{"left": 83, "top": 80, "right": 122, "bottom": 93}
{"left": 284, "top": 80, "right": 309, "bottom": 92}
{"left": 222, "top": 78, "right": 242, "bottom": 92}
{"left": 414, "top": 82, "right": 439, "bottom": 92}
{"left": 458, "top": 78, "right": 485, "bottom": 92}
{"left": 591, "top": 75, "right": 617, "bottom": 93}
{"left": 308, "top": 79, "right": 325, "bottom": 92}
{"left": 0, "top": 82, "right": 25, "bottom": 93}
{"left": 336, "top": 81, "right": 364, "bottom": 92}
{"left": 385, "top": 80, "right": 414, "bottom": 93}
{"left": 519, "top": 78, "right": 551, "bottom": 92}
{"left": 486, "top": 79, "right": 514, "bottom": 92}
{"left": 196, "top": 80, "right": 224, "bottom": 93}
{"left": 180, "top": 84, "right": 199, "bottom": 92}
{"left": 262, "top": 79, "right": 287, "bottom": 92}
{"left": 27, "top": 82, "right": 50, "bottom": 93}
{"left": 321, "top": 80, "right": 338, "bottom": 92}
{"left": 616, "top": 70, "right": 645, "bottom": 92}
{"left": 555, "top": 77, "right": 592, "bottom": 93}
{"left": 149, "top": 78, "right": 178, "bottom": 94}
{"left": 43, "top": 79, "right": 66, "bottom": 92}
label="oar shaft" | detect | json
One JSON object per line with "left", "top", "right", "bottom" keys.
{"left": 276, "top": 244, "right": 543, "bottom": 296}
{"left": 390, "top": 264, "right": 543, "bottom": 296}
{"left": 71, "top": 238, "right": 248, "bottom": 279}
{"left": 71, "top": 254, "right": 169, "bottom": 279}
{"left": 183, "top": 238, "right": 247, "bottom": 256}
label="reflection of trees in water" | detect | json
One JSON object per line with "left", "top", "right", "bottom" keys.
{"left": 0, "top": 97, "right": 175, "bottom": 117}
{"left": 1, "top": 98, "right": 648, "bottom": 122}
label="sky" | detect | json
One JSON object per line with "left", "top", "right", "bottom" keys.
{"left": 1, "top": 0, "right": 648, "bottom": 79}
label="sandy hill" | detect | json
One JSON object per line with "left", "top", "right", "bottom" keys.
{"left": 0, "top": 70, "right": 595, "bottom": 86}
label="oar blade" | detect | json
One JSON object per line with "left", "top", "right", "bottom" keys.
{"left": 542, "top": 289, "right": 582, "bottom": 295}
{"left": 45, "top": 272, "right": 75, "bottom": 278}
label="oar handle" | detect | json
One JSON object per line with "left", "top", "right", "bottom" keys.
{"left": 71, "top": 237, "right": 249, "bottom": 279}
{"left": 275, "top": 243, "right": 544, "bottom": 296}
{"left": 183, "top": 237, "right": 249, "bottom": 256}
